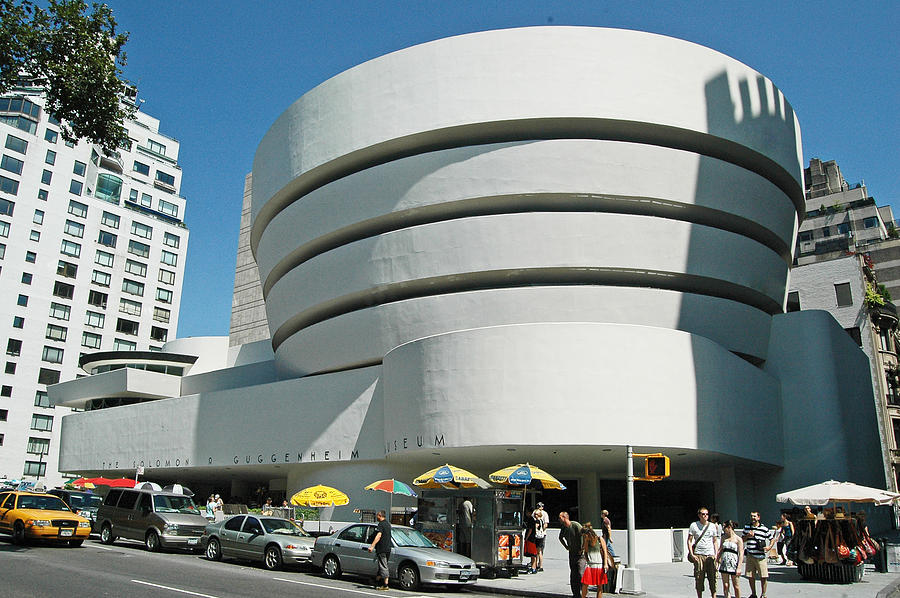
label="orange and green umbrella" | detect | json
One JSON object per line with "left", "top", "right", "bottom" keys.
{"left": 365, "top": 479, "right": 417, "bottom": 515}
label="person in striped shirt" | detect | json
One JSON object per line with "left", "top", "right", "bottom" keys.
{"left": 742, "top": 511, "right": 774, "bottom": 598}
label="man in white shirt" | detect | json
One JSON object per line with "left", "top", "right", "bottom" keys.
{"left": 687, "top": 507, "right": 721, "bottom": 598}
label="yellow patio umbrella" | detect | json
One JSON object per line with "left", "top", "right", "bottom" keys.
{"left": 489, "top": 463, "right": 566, "bottom": 513}
{"left": 413, "top": 464, "right": 490, "bottom": 489}
{"left": 290, "top": 485, "right": 350, "bottom": 532}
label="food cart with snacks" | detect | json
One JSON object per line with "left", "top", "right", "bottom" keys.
{"left": 416, "top": 488, "right": 525, "bottom": 578}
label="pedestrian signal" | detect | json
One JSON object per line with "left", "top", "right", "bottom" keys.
{"left": 644, "top": 455, "right": 670, "bottom": 479}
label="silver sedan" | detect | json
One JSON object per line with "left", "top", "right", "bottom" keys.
{"left": 201, "top": 515, "right": 314, "bottom": 570}
{"left": 311, "top": 523, "right": 479, "bottom": 591}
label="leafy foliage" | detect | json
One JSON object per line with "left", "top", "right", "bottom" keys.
{"left": 0, "top": 0, "right": 133, "bottom": 150}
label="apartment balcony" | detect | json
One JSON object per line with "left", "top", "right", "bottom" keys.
{"left": 872, "top": 302, "right": 899, "bottom": 329}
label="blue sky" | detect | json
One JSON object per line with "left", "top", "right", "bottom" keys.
{"left": 107, "top": 1, "right": 899, "bottom": 339}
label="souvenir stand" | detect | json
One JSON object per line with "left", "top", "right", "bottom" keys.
{"left": 776, "top": 480, "right": 895, "bottom": 584}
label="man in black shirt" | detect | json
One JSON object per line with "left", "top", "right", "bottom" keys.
{"left": 368, "top": 510, "right": 392, "bottom": 590}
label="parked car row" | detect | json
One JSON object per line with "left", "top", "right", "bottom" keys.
{"left": 1, "top": 485, "right": 479, "bottom": 592}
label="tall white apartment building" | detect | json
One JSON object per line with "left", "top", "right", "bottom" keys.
{"left": 0, "top": 85, "right": 189, "bottom": 485}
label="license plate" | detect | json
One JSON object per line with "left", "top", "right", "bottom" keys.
{"left": 59, "top": 529, "right": 74, "bottom": 537}
{"left": 188, "top": 538, "right": 199, "bottom": 545}
{"left": 459, "top": 571, "right": 470, "bottom": 582}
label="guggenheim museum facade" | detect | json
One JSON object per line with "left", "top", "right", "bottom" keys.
{"left": 53, "top": 27, "right": 887, "bottom": 527}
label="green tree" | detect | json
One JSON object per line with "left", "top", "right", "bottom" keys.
{"left": 0, "top": 0, "right": 133, "bottom": 150}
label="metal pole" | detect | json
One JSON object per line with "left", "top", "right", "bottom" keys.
{"left": 620, "top": 445, "right": 644, "bottom": 594}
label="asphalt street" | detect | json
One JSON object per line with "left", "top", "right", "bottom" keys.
{"left": 0, "top": 536, "right": 485, "bottom": 598}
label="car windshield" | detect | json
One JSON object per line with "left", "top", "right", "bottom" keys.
{"left": 153, "top": 494, "right": 199, "bottom": 514}
{"left": 16, "top": 494, "right": 70, "bottom": 511}
{"left": 261, "top": 518, "right": 310, "bottom": 536}
{"left": 67, "top": 494, "right": 102, "bottom": 510}
{"left": 392, "top": 528, "right": 437, "bottom": 548}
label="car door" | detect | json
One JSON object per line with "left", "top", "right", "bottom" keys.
{"left": 133, "top": 492, "right": 154, "bottom": 539}
{"left": 333, "top": 524, "right": 373, "bottom": 575}
{"left": 115, "top": 490, "right": 141, "bottom": 540}
{"left": 219, "top": 515, "right": 245, "bottom": 557}
{"left": 0, "top": 493, "right": 11, "bottom": 534}
{"left": 238, "top": 516, "right": 266, "bottom": 561}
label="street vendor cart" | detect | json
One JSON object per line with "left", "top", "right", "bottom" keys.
{"left": 416, "top": 488, "right": 525, "bottom": 578}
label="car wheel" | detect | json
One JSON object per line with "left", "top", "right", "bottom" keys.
{"left": 322, "top": 554, "right": 342, "bottom": 579}
{"left": 100, "top": 523, "right": 116, "bottom": 545}
{"left": 264, "top": 544, "right": 283, "bottom": 570}
{"left": 12, "top": 521, "right": 26, "bottom": 544}
{"left": 68, "top": 539, "right": 84, "bottom": 547}
{"left": 398, "top": 562, "right": 420, "bottom": 591}
{"left": 145, "top": 530, "right": 161, "bottom": 552}
{"left": 206, "top": 537, "right": 222, "bottom": 561}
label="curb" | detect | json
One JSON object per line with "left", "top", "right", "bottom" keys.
{"left": 463, "top": 584, "right": 568, "bottom": 598}
{"left": 877, "top": 577, "right": 900, "bottom": 598}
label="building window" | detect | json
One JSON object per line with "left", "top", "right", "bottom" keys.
{"left": 125, "top": 259, "right": 147, "bottom": 277}
{"left": 52, "top": 281, "right": 74, "bottom": 300}
{"left": 0, "top": 221, "right": 9, "bottom": 238}
{"left": 116, "top": 318, "right": 139, "bottom": 336}
{"left": 835, "top": 283, "right": 853, "bottom": 307}
{"left": 128, "top": 240, "right": 150, "bottom": 258}
{"left": 4, "top": 361, "right": 15, "bottom": 374}
{"left": 41, "top": 169, "right": 52, "bottom": 185}
{"left": 1, "top": 385, "right": 11, "bottom": 397}
{"left": 158, "top": 269, "right": 175, "bottom": 285}
{"left": 119, "top": 298, "right": 141, "bottom": 316}
{"left": 864, "top": 216, "right": 880, "bottom": 229}
{"left": 17, "top": 294, "right": 27, "bottom": 306}
{"left": 68, "top": 179, "right": 83, "bottom": 195}
{"left": 95, "top": 250, "right": 114, "bottom": 267}
{"left": 21, "top": 272, "right": 31, "bottom": 285}
{"left": 95, "top": 173, "right": 122, "bottom": 203}
{"left": 160, "top": 250, "right": 177, "bottom": 267}
{"left": 148, "top": 139, "right": 166, "bottom": 156}
{"left": 0, "top": 154, "right": 24, "bottom": 175}
{"left": 45, "top": 149, "right": 55, "bottom": 165}
{"left": 60, "top": 239, "right": 81, "bottom": 257}
{"left": 91, "top": 270, "right": 110, "bottom": 287}
{"left": 153, "top": 307, "right": 170, "bottom": 323}
{"left": 68, "top": 199, "right": 88, "bottom": 218}
{"left": 30, "top": 414, "right": 53, "bottom": 431}
{"left": 57, "top": 260, "right": 78, "bottom": 278}
{"left": 73, "top": 160, "right": 86, "bottom": 176}
{"left": 45, "top": 129, "right": 58, "bottom": 143}
{"left": 33, "top": 209, "right": 44, "bottom": 225}
{"left": 798, "top": 231, "right": 813, "bottom": 243}
{"left": 87, "top": 290, "right": 107, "bottom": 309}
{"left": 81, "top": 331, "right": 101, "bottom": 349}
{"left": 156, "top": 288, "right": 173, "bottom": 304}
{"left": 0, "top": 433, "right": 3, "bottom": 445}
{"left": 84, "top": 311, "right": 105, "bottom": 328}
{"left": 0, "top": 197, "right": 13, "bottom": 216}
{"left": 158, "top": 199, "right": 178, "bottom": 217}
{"left": 150, "top": 326, "right": 168, "bottom": 342}
{"left": 0, "top": 174, "right": 19, "bottom": 195}
{"left": 880, "top": 328, "right": 893, "bottom": 353}
{"left": 6, "top": 339, "right": 21, "bottom": 356}
{"left": 133, "top": 160, "right": 149, "bottom": 176}
{"left": 34, "top": 391, "right": 50, "bottom": 408}
{"left": 5, "top": 134, "right": 27, "bottom": 154}
{"left": 131, "top": 221, "right": 152, "bottom": 239}
{"left": 101, "top": 211, "right": 120, "bottom": 228}
{"left": 37, "top": 188, "right": 47, "bottom": 200}
{"left": 0, "top": 409, "right": 7, "bottom": 420}
{"left": 30, "top": 229, "right": 40, "bottom": 241}
{"left": 0, "top": 242, "right": 4, "bottom": 257}
{"left": 37, "top": 368, "right": 60, "bottom": 385}
{"left": 122, "top": 279, "right": 144, "bottom": 296}
{"left": 49, "top": 302, "right": 70, "bottom": 320}
{"left": 113, "top": 338, "right": 136, "bottom": 351}
{"left": 64, "top": 219, "right": 84, "bottom": 238}
{"left": 155, "top": 170, "right": 175, "bottom": 188}
{"left": 24, "top": 250, "right": 35, "bottom": 263}
{"left": 23, "top": 461, "right": 47, "bottom": 477}
{"left": 27, "top": 437, "right": 50, "bottom": 454}
{"left": 837, "top": 222, "right": 850, "bottom": 235}
{"left": 45, "top": 324, "right": 67, "bottom": 342}
{"left": 12, "top": 316, "right": 24, "bottom": 328}
{"left": 140, "top": 192, "right": 152, "bottom": 207}
{"left": 97, "top": 230, "right": 117, "bottom": 248}
{"left": 163, "top": 232, "right": 180, "bottom": 248}
{"left": 41, "top": 346, "right": 63, "bottom": 363}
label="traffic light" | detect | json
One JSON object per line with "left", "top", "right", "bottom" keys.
{"left": 644, "top": 455, "right": 670, "bottom": 479}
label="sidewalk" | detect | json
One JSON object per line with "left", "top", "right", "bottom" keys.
{"left": 469, "top": 543, "right": 900, "bottom": 598}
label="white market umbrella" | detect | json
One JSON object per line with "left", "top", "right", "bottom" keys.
{"left": 134, "top": 481, "right": 162, "bottom": 491}
{"left": 776, "top": 480, "right": 900, "bottom": 506}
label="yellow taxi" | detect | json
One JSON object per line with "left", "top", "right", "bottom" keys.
{"left": 0, "top": 490, "right": 92, "bottom": 546}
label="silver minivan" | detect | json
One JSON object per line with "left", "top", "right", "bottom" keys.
{"left": 97, "top": 487, "right": 208, "bottom": 551}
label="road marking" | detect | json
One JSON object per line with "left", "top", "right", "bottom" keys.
{"left": 89, "top": 544, "right": 121, "bottom": 552}
{"left": 131, "top": 580, "right": 220, "bottom": 598}
{"left": 273, "top": 577, "right": 400, "bottom": 596}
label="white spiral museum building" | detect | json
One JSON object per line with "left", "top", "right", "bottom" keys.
{"left": 55, "top": 27, "right": 886, "bottom": 530}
